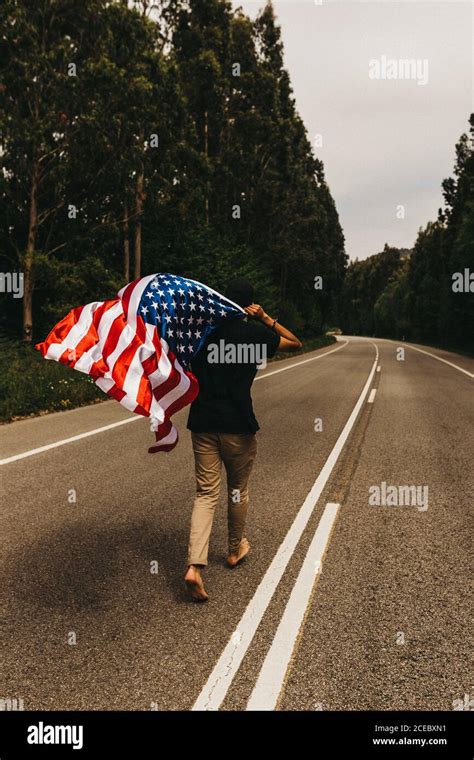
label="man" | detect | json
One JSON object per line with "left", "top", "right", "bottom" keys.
{"left": 184, "top": 277, "right": 302, "bottom": 601}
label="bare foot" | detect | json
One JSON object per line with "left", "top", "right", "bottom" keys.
{"left": 184, "top": 565, "right": 209, "bottom": 602}
{"left": 227, "top": 538, "right": 250, "bottom": 568}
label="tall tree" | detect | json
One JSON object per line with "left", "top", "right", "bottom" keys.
{"left": 0, "top": 0, "right": 108, "bottom": 340}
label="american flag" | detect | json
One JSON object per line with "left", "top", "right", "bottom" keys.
{"left": 35, "top": 273, "right": 245, "bottom": 453}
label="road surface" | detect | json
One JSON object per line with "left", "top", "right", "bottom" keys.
{"left": 0, "top": 336, "right": 472, "bottom": 711}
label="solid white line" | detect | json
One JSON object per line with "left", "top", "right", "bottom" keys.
{"left": 192, "top": 345, "right": 379, "bottom": 711}
{"left": 367, "top": 388, "right": 377, "bottom": 403}
{"left": 254, "top": 340, "right": 348, "bottom": 380}
{"left": 405, "top": 345, "right": 474, "bottom": 378}
{"left": 0, "top": 341, "right": 349, "bottom": 466}
{"left": 0, "top": 417, "right": 140, "bottom": 466}
{"left": 246, "top": 502, "right": 340, "bottom": 711}
{"left": 344, "top": 335, "right": 473, "bottom": 379}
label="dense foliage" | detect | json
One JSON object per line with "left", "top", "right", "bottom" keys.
{"left": 0, "top": 0, "right": 347, "bottom": 344}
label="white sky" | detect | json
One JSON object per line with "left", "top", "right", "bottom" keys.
{"left": 232, "top": 0, "right": 473, "bottom": 260}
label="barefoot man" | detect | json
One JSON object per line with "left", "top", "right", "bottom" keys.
{"left": 184, "top": 277, "right": 302, "bottom": 601}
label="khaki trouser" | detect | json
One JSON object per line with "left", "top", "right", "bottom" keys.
{"left": 187, "top": 432, "right": 258, "bottom": 567}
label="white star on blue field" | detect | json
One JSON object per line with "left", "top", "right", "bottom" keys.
{"left": 138, "top": 274, "right": 244, "bottom": 367}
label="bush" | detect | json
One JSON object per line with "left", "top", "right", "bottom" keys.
{"left": 0, "top": 336, "right": 103, "bottom": 422}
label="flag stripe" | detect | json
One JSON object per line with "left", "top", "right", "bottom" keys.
{"left": 35, "top": 273, "right": 244, "bottom": 454}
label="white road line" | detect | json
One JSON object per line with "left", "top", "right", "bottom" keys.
{"left": 405, "top": 345, "right": 474, "bottom": 378}
{"left": 0, "top": 340, "right": 349, "bottom": 466}
{"left": 254, "top": 339, "right": 348, "bottom": 381}
{"left": 367, "top": 388, "right": 377, "bottom": 403}
{"left": 359, "top": 336, "right": 473, "bottom": 379}
{"left": 0, "top": 417, "right": 140, "bottom": 466}
{"left": 192, "top": 345, "right": 379, "bottom": 711}
{"left": 246, "top": 502, "right": 340, "bottom": 711}
{"left": 377, "top": 366, "right": 381, "bottom": 373}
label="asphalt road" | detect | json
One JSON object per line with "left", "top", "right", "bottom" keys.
{"left": 0, "top": 336, "right": 472, "bottom": 711}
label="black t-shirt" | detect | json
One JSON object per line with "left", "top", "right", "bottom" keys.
{"left": 187, "top": 317, "right": 280, "bottom": 434}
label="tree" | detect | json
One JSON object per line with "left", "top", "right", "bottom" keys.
{"left": 0, "top": 0, "right": 109, "bottom": 340}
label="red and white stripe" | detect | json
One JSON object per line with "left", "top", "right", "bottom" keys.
{"left": 35, "top": 276, "right": 198, "bottom": 453}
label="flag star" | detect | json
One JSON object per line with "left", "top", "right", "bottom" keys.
{"left": 197, "top": 293, "right": 204, "bottom": 301}
{"left": 152, "top": 301, "right": 159, "bottom": 309}
{"left": 163, "top": 279, "right": 171, "bottom": 285}
{"left": 141, "top": 306, "right": 149, "bottom": 315}
{"left": 171, "top": 299, "right": 177, "bottom": 309}
{"left": 178, "top": 344, "right": 185, "bottom": 353}
{"left": 196, "top": 317, "right": 204, "bottom": 325}
{"left": 173, "top": 279, "right": 181, "bottom": 285}
{"left": 145, "top": 291, "right": 154, "bottom": 299}
{"left": 220, "top": 309, "right": 226, "bottom": 316}
{"left": 167, "top": 288, "right": 175, "bottom": 295}
{"left": 157, "top": 289, "right": 165, "bottom": 297}
{"left": 209, "top": 307, "right": 215, "bottom": 315}
{"left": 165, "top": 314, "right": 172, "bottom": 323}
{"left": 195, "top": 330, "right": 201, "bottom": 339}
{"left": 161, "top": 301, "right": 168, "bottom": 310}
{"left": 184, "top": 281, "right": 193, "bottom": 287}
{"left": 178, "top": 288, "right": 185, "bottom": 296}
{"left": 186, "top": 329, "right": 192, "bottom": 338}
{"left": 187, "top": 316, "right": 194, "bottom": 324}
{"left": 189, "top": 302, "right": 196, "bottom": 311}
{"left": 199, "top": 304, "right": 205, "bottom": 311}
{"left": 167, "top": 328, "right": 174, "bottom": 337}
{"left": 177, "top": 330, "right": 183, "bottom": 338}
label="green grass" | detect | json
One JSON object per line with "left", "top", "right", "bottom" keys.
{"left": 0, "top": 336, "right": 103, "bottom": 422}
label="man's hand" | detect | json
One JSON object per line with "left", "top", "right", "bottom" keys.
{"left": 244, "top": 302, "right": 302, "bottom": 352}
{"left": 244, "top": 303, "right": 266, "bottom": 321}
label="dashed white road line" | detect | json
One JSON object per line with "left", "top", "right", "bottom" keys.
{"left": 246, "top": 502, "right": 340, "bottom": 711}
{"left": 367, "top": 388, "right": 377, "bottom": 403}
{"left": 192, "top": 344, "right": 379, "bottom": 711}
{"left": 377, "top": 366, "right": 381, "bottom": 373}
{"left": 0, "top": 340, "right": 349, "bottom": 466}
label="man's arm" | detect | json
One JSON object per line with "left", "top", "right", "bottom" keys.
{"left": 244, "top": 304, "right": 303, "bottom": 352}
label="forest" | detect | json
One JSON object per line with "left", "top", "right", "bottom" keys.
{"left": 0, "top": 0, "right": 472, "bottom": 420}
{"left": 0, "top": 0, "right": 346, "bottom": 346}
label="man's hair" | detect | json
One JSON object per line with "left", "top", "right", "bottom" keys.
{"left": 225, "top": 277, "right": 254, "bottom": 308}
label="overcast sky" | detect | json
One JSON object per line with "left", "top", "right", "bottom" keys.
{"left": 232, "top": 0, "right": 473, "bottom": 261}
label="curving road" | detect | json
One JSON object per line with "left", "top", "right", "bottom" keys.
{"left": 0, "top": 336, "right": 472, "bottom": 711}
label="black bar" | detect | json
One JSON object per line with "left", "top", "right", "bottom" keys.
{"left": 0, "top": 710, "right": 471, "bottom": 757}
